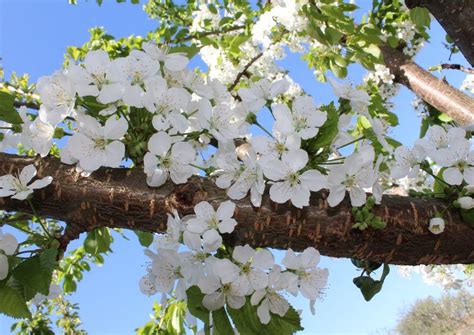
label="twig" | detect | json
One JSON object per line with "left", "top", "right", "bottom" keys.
{"left": 228, "top": 52, "right": 264, "bottom": 92}
{"left": 13, "top": 100, "right": 40, "bottom": 110}
{"left": 440, "top": 63, "right": 474, "bottom": 75}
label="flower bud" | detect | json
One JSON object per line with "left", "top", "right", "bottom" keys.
{"left": 428, "top": 217, "right": 445, "bottom": 235}
{"left": 458, "top": 196, "right": 474, "bottom": 210}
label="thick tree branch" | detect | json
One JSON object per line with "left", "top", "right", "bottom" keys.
{"left": 381, "top": 45, "right": 474, "bottom": 125}
{"left": 0, "top": 153, "right": 473, "bottom": 265}
{"left": 405, "top": 0, "right": 474, "bottom": 66}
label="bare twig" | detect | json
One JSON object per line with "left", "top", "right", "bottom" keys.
{"left": 228, "top": 52, "right": 264, "bottom": 92}
{"left": 440, "top": 63, "right": 474, "bottom": 75}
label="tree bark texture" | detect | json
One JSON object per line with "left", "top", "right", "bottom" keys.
{"left": 0, "top": 153, "right": 473, "bottom": 265}
{"left": 405, "top": 0, "right": 474, "bottom": 66}
{"left": 381, "top": 45, "right": 474, "bottom": 125}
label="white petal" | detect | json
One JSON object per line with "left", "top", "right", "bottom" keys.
{"left": 282, "top": 149, "right": 308, "bottom": 172}
{"left": 203, "top": 291, "right": 225, "bottom": 311}
{"left": 253, "top": 249, "right": 274, "bottom": 270}
{"left": 216, "top": 201, "right": 235, "bottom": 221}
{"left": 269, "top": 182, "right": 293, "bottom": 204}
{"left": 28, "top": 176, "right": 53, "bottom": 190}
{"left": 233, "top": 245, "right": 255, "bottom": 264}
{"left": 218, "top": 218, "right": 237, "bottom": 234}
{"left": 249, "top": 270, "right": 268, "bottom": 290}
{"left": 148, "top": 132, "right": 171, "bottom": 157}
{"left": 214, "top": 259, "right": 239, "bottom": 284}
{"left": 257, "top": 300, "right": 271, "bottom": 324}
{"left": 0, "top": 233, "right": 18, "bottom": 255}
{"left": 12, "top": 190, "right": 33, "bottom": 200}
{"left": 300, "top": 247, "right": 320, "bottom": 268}
{"left": 300, "top": 170, "right": 326, "bottom": 192}
{"left": 227, "top": 294, "right": 246, "bottom": 310}
{"left": 194, "top": 201, "right": 215, "bottom": 220}
{"left": 349, "top": 187, "right": 366, "bottom": 207}
{"left": 19, "top": 164, "right": 37, "bottom": 186}
{"left": 0, "top": 254, "right": 8, "bottom": 280}
{"left": 443, "top": 167, "right": 463, "bottom": 185}
{"left": 327, "top": 185, "right": 346, "bottom": 207}
{"left": 104, "top": 116, "right": 128, "bottom": 140}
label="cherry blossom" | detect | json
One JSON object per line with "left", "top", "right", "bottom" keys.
{"left": 262, "top": 149, "right": 326, "bottom": 208}
{"left": 0, "top": 164, "right": 52, "bottom": 200}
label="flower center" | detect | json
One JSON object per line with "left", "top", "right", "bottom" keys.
{"left": 288, "top": 172, "right": 300, "bottom": 186}
{"left": 94, "top": 138, "right": 107, "bottom": 149}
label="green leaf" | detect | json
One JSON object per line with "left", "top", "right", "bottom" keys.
{"left": 84, "top": 228, "right": 112, "bottom": 255}
{"left": 0, "top": 92, "right": 23, "bottom": 125}
{"left": 227, "top": 298, "right": 303, "bottom": 335}
{"left": 311, "top": 103, "right": 339, "bottom": 149}
{"left": 460, "top": 208, "right": 474, "bottom": 227}
{"left": 134, "top": 231, "right": 154, "bottom": 247}
{"left": 353, "top": 264, "right": 390, "bottom": 301}
{"left": 11, "top": 248, "right": 58, "bottom": 296}
{"left": 433, "top": 168, "right": 447, "bottom": 194}
{"left": 0, "top": 285, "right": 31, "bottom": 319}
{"left": 410, "top": 7, "right": 431, "bottom": 28}
{"left": 213, "top": 307, "right": 234, "bottom": 335}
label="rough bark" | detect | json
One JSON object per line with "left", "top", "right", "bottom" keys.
{"left": 405, "top": 0, "right": 474, "bottom": 66}
{"left": 381, "top": 45, "right": 474, "bottom": 125}
{"left": 0, "top": 153, "right": 473, "bottom": 265}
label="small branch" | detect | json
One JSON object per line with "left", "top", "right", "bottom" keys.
{"left": 13, "top": 100, "right": 40, "bottom": 110}
{"left": 440, "top": 64, "right": 474, "bottom": 75}
{"left": 228, "top": 52, "right": 264, "bottom": 92}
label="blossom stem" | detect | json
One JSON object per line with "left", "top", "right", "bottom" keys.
{"left": 421, "top": 167, "right": 451, "bottom": 186}
{"left": 255, "top": 121, "right": 274, "bottom": 138}
{"left": 337, "top": 136, "right": 365, "bottom": 150}
{"left": 189, "top": 163, "right": 207, "bottom": 171}
{"left": 27, "top": 198, "right": 51, "bottom": 238}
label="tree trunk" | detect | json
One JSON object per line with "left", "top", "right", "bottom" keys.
{"left": 381, "top": 45, "right": 474, "bottom": 125}
{"left": 0, "top": 153, "right": 473, "bottom": 265}
{"left": 405, "top": 0, "right": 474, "bottom": 66}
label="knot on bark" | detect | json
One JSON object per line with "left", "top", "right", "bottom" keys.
{"left": 165, "top": 182, "right": 207, "bottom": 213}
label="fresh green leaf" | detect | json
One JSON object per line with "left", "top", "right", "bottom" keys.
{"left": 227, "top": 298, "right": 303, "bottom": 335}
{"left": 11, "top": 248, "right": 58, "bottom": 296}
{"left": 0, "top": 285, "right": 31, "bottom": 319}
{"left": 0, "top": 92, "right": 23, "bottom": 125}
{"left": 134, "top": 231, "right": 154, "bottom": 247}
{"left": 410, "top": 7, "right": 431, "bottom": 28}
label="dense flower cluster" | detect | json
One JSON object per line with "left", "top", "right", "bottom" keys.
{"left": 139, "top": 201, "right": 329, "bottom": 324}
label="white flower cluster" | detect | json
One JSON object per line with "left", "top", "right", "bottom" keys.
{"left": 139, "top": 201, "right": 328, "bottom": 324}
{"left": 399, "top": 264, "right": 474, "bottom": 290}
{"left": 391, "top": 125, "right": 474, "bottom": 186}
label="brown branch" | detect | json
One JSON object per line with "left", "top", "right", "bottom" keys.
{"left": 405, "top": 0, "right": 474, "bottom": 66}
{"left": 228, "top": 53, "right": 264, "bottom": 92}
{"left": 440, "top": 64, "right": 474, "bottom": 75}
{"left": 381, "top": 45, "right": 474, "bottom": 125}
{"left": 0, "top": 153, "right": 473, "bottom": 265}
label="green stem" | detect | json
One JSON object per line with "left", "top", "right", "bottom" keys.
{"left": 337, "top": 136, "right": 365, "bottom": 150}
{"left": 255, "top": 121, "right": 274, "bottom": 138}
{"left": 421, "top": 167, "right": 451, "bottom": 186}
{"left": 27, "top": 199, "right": 51, "bottom": 238}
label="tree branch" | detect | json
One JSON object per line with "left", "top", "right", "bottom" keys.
{"left": 0, "top": 153, "right": 473, "bottom": 265}
{"left": 440, "top": 64, "right": 474, "bottom": 75}
{"left": 405, "top": 0, "right": 474, "bottom": 66}
{"left": 381, "top": 45, "right": 474, "bottom": 125}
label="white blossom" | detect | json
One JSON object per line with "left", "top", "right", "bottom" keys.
{"left": 143, "top": 132, "right": 196, "bottom": 187}
{"left": 428, "top": 217, "right": 445, "bottom": 235}
{"left": 0, "top": 164, "right": 52, "bottom": 200}
{"left": 64, "top": 115, "right": 128, "bottom": 172}
{"left": 262, "top": 149, "right": 326, "bottom": 208}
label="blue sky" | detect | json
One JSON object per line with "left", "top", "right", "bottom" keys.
{"left": 0, "top": 0, "right": 471, "bottom": 334}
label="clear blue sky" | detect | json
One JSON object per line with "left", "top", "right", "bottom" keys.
{"left": 0, "top": 1, "right": 470, "bottom": 334}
